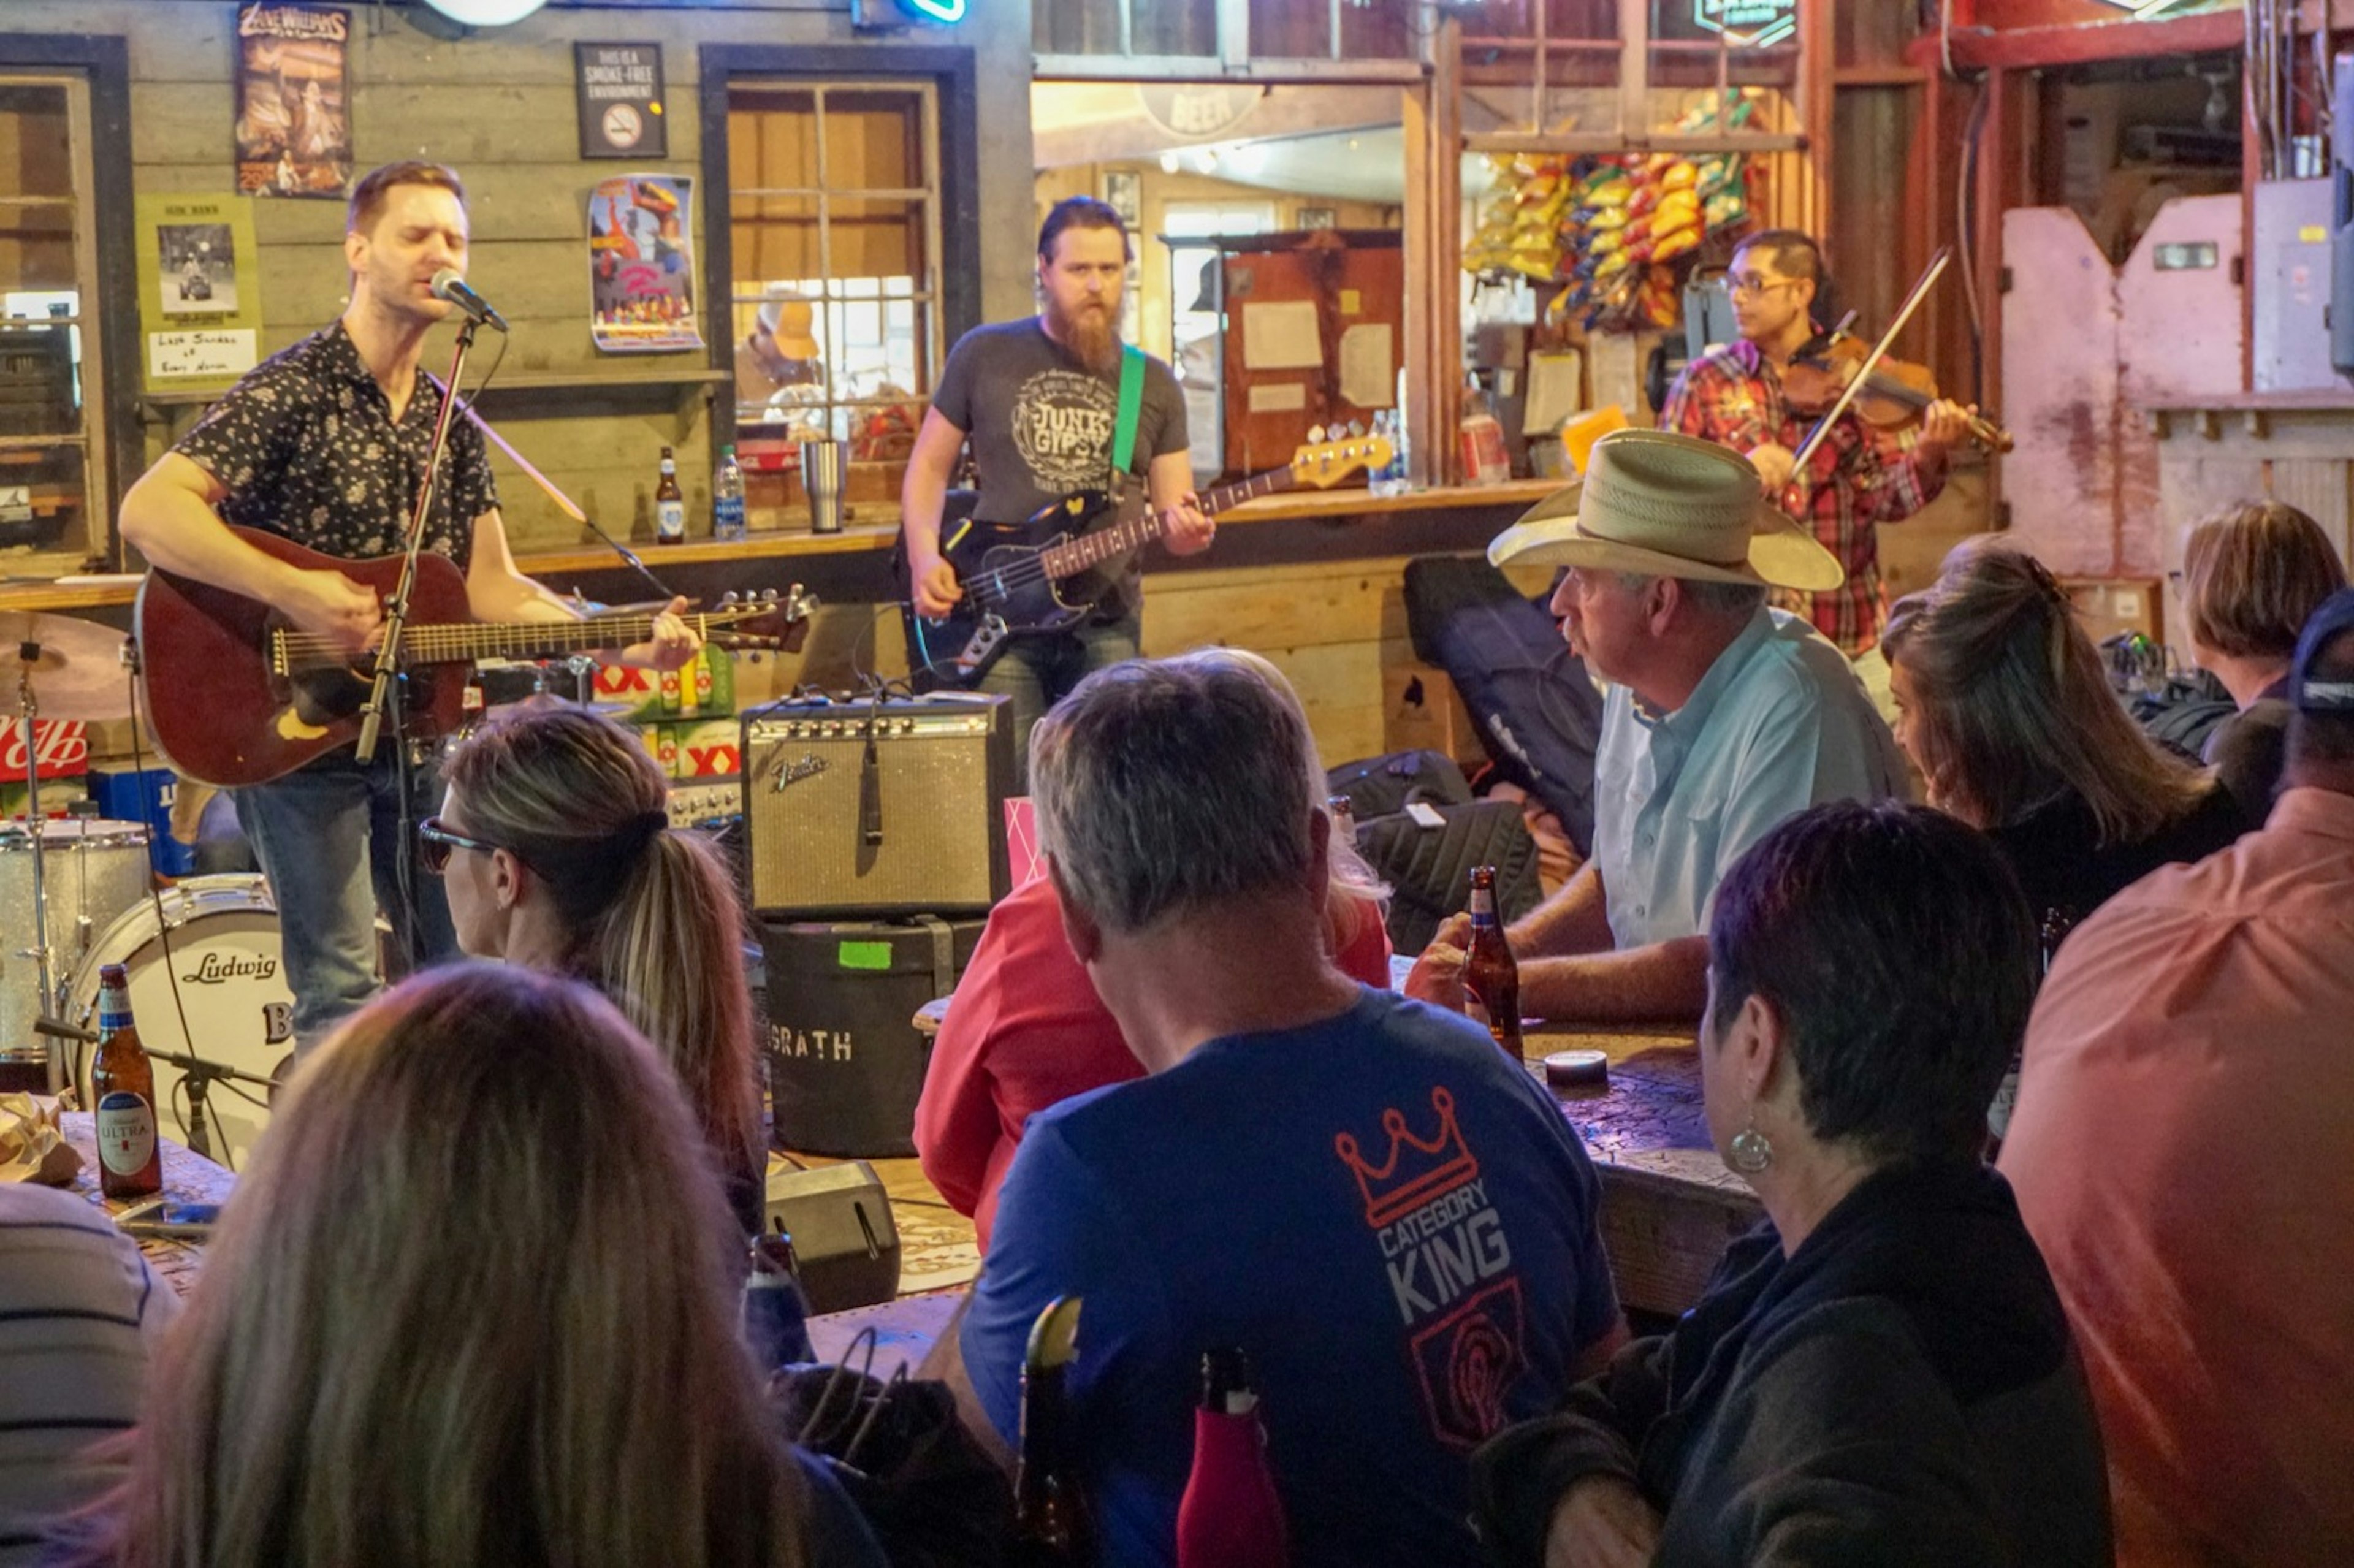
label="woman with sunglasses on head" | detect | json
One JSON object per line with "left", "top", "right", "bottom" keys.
{"left": 48, "top": 964, "right": 883, "bottom": 1568}
{"left": 424, "top": 705, "right": 766, "bottom": 1235}
{"left": 1886, "top": 539, "right": 2252, "bottom": 936}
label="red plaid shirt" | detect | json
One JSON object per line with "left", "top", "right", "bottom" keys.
{"left": 1659, "top": 340, "right": 1945, "bottom": 655}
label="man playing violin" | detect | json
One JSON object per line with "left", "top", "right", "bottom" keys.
{"left": 1661, "top": 230, "right": 1974, "bottom": 716}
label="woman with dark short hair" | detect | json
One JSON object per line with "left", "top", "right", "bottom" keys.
{"left": 1472, "top": 801, "right": 2111, "bottom": 1568}
{"left": 1886, "top": 538, "right": 2249, "bottom": 932}
{"left": 48, "top": 964, "right": 883, "bottom": 1568}
{"left": 2179, "top": 499, "right": 2347, "bottom": 813}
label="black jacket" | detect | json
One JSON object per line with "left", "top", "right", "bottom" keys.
{"left": 1471, "top": 1162, "right": 2112, "bottom": 1567}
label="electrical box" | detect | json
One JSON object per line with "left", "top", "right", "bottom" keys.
{"left": 2253, "top": 180, "right": 2340, "bottom": 392}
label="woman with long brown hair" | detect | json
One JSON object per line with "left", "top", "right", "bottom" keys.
{"left": 429, "top": 705, "right": 766, "bottom": 1231}
{"left": 50, "top": 964, "right": 882, "bottom": 1568}
{"left": 1885, "top": 539, "right": 2249, "bottom": 931}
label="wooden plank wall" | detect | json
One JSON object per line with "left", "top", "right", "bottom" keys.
{"left": 7, "top": 0, "right": 1036, "bottom": 555}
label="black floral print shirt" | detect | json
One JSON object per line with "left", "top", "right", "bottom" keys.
{"left": 173, "top": 321, "right": 498, "bottom": 566}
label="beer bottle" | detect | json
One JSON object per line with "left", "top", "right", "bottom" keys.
{"left": 1987, "top": 906, "right": 2073, "bottom": 1159}
{"left": 1013, "top": 1295, "right": 1093, "bottom": 1567}
{"left": 91, "top": 962, "right": 162, "bottom": 1201}
{"left": 1464, "top": 865, "right": 1523, "bottom": 1056}
{"left": 655, "top": 445, "right": 687, "bottom": 544}
{"left": 1176, "top": 1347, "right": 1289, "bottom": 1568}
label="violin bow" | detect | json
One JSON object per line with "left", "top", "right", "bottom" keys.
{"left": 1789, "top": 246, "right": 1951, "bottom": 472}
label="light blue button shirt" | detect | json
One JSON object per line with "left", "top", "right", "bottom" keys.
{"left": 1594, "top": 606, "right": 1908, "bottom": 949}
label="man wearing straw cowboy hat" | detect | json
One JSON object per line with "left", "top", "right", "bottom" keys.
{"left": 1410, "top": 429, "right": 1905, "bottom": 1023}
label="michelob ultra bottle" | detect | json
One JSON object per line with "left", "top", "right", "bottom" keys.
{"left": 91, "top": 963, "right": 162, "bottom": 1200}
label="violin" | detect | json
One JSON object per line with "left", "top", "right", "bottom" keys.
{"left": 1781, "top": 329, "right": 2013, "bottom": 454}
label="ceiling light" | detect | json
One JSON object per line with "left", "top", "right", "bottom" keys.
{"left": 421, "top": 0, "right": 549, "bottom": 25}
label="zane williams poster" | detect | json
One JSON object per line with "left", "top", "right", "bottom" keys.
{"left": 234, "top": 4, "right": 352, "bottom": 199}
{"left": 587, "top": 174, "right": 703, "bottom": 352}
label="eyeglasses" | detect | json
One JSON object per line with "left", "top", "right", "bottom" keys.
{"left": 416, "top": 816, "right": 503, "bottom": 876}
{"left": 1725, "top": 273, "right": 1804, "bottom": 299}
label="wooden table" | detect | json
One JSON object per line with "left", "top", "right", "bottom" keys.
{"left": 59, "top": 1110, "right": 236, "bottom": 1297}
{"left": 1520, "top": 1022, "right": 1764, "bottom": 1320}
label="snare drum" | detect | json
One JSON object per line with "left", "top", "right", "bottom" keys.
{"left": 69, "top": 875, "right": 294, "bottom": 1170}
{"left": 1, "top": 818, "right": 152, "bottom": 1060}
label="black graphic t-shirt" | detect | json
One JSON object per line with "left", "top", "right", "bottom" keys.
{"left": 931, "top": 318, "right": 1186, "bottom": 527}
{"left": 173, "top": 321, "right": 498, "bottom": 567}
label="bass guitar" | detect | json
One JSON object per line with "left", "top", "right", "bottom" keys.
{"left": 137, "top": 525, "right": 813, "bottom": 788}
{"left": 897, "top": 432, "right": 1391, "bottom": 688}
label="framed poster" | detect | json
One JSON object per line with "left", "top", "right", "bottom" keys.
{"left": 134, "top": 192, "right": 265, "bottom": 387}
{"left": 575, "top": 43, "right": 668, "bottom": 160}
{"left": 588, "top": 175, "right": 703, "bottom": 352}
{"left": 234, "top": 3, "right": 352, "bottom": 198}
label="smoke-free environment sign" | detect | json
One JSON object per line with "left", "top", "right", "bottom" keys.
{"left": 575, "top": 42, "right": 666, "bottom": 159}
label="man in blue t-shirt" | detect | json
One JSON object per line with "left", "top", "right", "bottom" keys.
{"left": 945, "top": 649, "right": 1627, "bottom": 1568}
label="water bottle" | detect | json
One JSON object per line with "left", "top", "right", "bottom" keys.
{"left": 713, "top": 444, "right": 748, "bottom": 542}
{"left": 1369, "top": 409, "right": 1410, "bottom": 498}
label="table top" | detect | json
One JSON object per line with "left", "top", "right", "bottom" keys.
{"left": 1520, "top": 1020, "right": 1758, "bottom": 1201}
{"left": 59, "top": 1110, "right": 236, "bottom": 1296}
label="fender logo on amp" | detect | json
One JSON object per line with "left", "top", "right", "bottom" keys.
{"left": 766, "top": 752, "right": 829, "bottom": 791}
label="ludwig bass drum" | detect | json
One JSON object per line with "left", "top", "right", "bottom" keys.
{"left": 69, "top": 875, "right": 295, "bottom": 1170}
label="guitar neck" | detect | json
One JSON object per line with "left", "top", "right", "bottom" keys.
{"left": 275, "top": 611, "right": 692, "bottom": 672}
{"left": 1035, "top": 469, "right": 1303, "bottom": 579}
{"left": 395, "top": 612, "right": 685, "bottom": 666}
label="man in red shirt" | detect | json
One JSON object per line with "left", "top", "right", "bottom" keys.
{"left": 1659, "top": 230, "right": 1973, "bottom": 717}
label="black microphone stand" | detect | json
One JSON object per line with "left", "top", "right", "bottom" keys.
{"left": 355, "top": 315, "right": 478, "bottom": 764}
{"left": 142, "top": 1044, "right": 278, "bottom": 1167}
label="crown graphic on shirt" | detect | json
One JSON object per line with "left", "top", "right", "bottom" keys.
{"left": 1333, "top": 1087, "right": 1480, "bottom": 1230}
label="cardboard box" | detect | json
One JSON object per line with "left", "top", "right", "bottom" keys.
{"left": 1382, "top": 664, "right": 1485, "bottom": 770}
{"left": 670, "top": 719, "right": 741, "bottom": 782}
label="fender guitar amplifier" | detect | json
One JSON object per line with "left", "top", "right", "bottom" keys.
{"left": 742, "top": 693, "right": 1013, "bottom": 918}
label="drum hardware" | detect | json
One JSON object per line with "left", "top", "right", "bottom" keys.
{"left": 6, "top": 612, "right": 133, "bottom": 1092}
{"left": 141, "top": 1043, "right": 280, "bottom": 1166}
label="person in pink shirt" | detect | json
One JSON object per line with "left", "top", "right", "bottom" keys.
{"left": 2000, "top": 589, "right": 2354, "bottom": 1567}
{"left": 916, "top": 745, "right": 1393, "bottom": 1250}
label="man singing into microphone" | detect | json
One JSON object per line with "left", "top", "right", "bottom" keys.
{"left": 119, "top": 161, "right": 700, "bottom": 1055}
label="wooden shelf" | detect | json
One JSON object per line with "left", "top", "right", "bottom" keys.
{"left": 138, "top": 369, "right": 733, "bottom": 422}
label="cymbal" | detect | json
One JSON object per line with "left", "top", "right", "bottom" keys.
{"left": 0, "top": 611, "right": 131, "bottom": 721}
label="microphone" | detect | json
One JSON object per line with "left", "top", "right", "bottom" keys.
{"left": 430, "top": 268, "right": 509, "bottom": 333}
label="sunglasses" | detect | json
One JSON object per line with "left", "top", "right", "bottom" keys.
{"left": 416, "top": 816, "right": 504, "bottom": 876}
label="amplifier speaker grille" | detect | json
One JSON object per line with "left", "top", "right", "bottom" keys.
{"left": 741, "top": 697, "right": 1011, "bottom": 918}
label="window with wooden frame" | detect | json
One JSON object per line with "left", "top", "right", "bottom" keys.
{"left": 726, "top": 81, "right": 943, "bottom": 463}
{"left": 0, "top": 72, "right": 107, "bottom": 570}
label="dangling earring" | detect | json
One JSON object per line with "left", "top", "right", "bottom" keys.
{"left": 1727, "top": 1111, "right": 1773, "bottom": 1175}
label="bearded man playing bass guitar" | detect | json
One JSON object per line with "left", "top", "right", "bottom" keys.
{"left": 1661, "top": 229, "right": 1972, "bottom": 720}
{"left": 899, "top": 197, "right": 1211, "bottom": 780}
{"left": 119, "top": 161, "right": 699, "bottom": 1055}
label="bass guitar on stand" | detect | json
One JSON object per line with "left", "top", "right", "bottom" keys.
{"left": 897, "top": 431, "right": 1392, "bottom": 690}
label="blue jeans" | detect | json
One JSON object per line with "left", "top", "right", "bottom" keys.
{"left": 975, "top": 612, "right": 1141, "bottom": 790}
{"left": 230, "top": 746, "right": 457, "bottom": 1054}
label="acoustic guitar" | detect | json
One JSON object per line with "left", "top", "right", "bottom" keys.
{"left": 137, "top": 525, "right": 811, "bottom": 788}
{"left": 896, "top": 432, "right": 1391, "bottom": 689}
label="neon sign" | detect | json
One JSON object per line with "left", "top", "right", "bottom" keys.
{"left": 1691, "top": 0, "right": 1796, "bottom": 48}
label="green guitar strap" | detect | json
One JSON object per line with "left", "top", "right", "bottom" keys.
{"left": 1109, "top": 344, "right": 1145, "bottom": 493}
